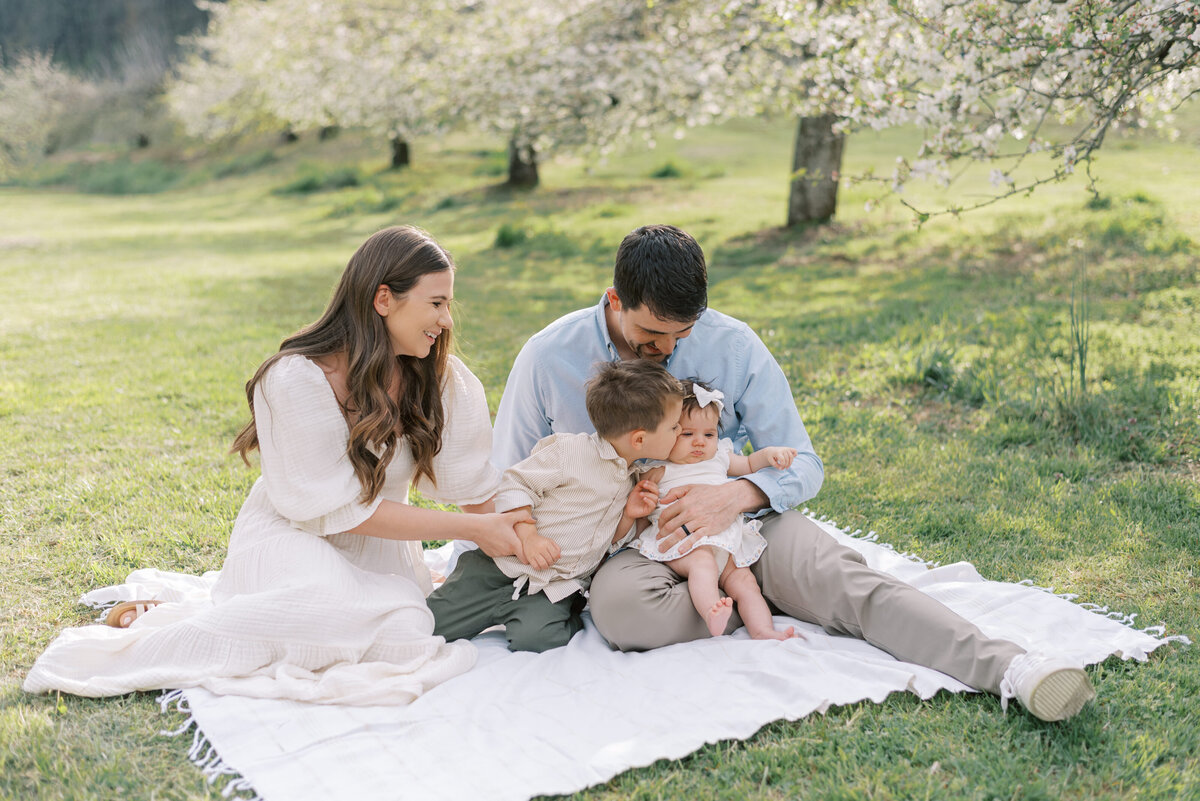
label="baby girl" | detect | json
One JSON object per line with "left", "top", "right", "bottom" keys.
{"left": 635, "top": 380, "right": 800, "bottom": 640}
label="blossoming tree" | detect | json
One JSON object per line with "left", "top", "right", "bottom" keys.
{"left": 168, "top": 0, "right": 1198, "bottom": 210}
{"left": 454, "top": 0, "right": 734, "bottom": 187}
{"left": 169, "top": 0, "right": 466, "bottom": 167}
{"left": 722, "top": 0, "right": 1200, "bottom": 223}
{"left": 0, "top": 53, "right": 91, "bottom": 177}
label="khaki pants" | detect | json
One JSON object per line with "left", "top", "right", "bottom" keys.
{"left": 428, "top": 550, "right": 586, "bottom": 653}
{"left": 588, "top": 509, "right": 1023, "bottom": 694}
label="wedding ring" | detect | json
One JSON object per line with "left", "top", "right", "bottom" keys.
{"left": 681, "top": 524, "right": 692, "bottom": 536}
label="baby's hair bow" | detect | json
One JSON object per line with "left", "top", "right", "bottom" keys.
{"left": 693, "top": 385, "right": 725, "bottom": 414}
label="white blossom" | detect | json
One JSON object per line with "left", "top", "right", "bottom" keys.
{"left": 707, "top": 0, "right": 1200, "bottom": 214}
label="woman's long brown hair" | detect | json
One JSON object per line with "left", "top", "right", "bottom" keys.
{"left": 231, "top": 225, "right": 454, "bottom": 503}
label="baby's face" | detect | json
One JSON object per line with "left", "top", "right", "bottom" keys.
{"left": 667, "top": 406, "right": 720, "bottom": 464}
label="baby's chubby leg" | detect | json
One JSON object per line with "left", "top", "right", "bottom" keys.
{"left": 666, "top": 547, "right": 731, "bottom": 637}
{"left": 720, "top": 564, "right": 799, "bottom": 641}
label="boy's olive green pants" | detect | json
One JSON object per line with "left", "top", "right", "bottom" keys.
{"left": 427, "top": 549, "right": 586, "bottom": 653}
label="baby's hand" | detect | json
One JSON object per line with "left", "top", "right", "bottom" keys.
{"left": 524, "top": 533, "right": 561, "bottom": 572}
{"left": 625, "top": 479, "right": 660, "bottom": 519}
{"left": 762, "top": 447, "right": 797, "bottom": 470}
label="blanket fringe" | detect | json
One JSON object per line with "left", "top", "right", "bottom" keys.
{"left": 158, "top": 690, "right": 263, "bottom": 800}
{"left": 802, "top": 508, "right": 943, "bottom": 569}
{"left": 81, "top": 597, "right": 120, "bottom": 624}
{"left": 803, "top": 509, "right": 1192, "bottom": 649}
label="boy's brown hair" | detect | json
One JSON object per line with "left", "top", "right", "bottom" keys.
{"left": 586, "top": 360, "right": 684, "bottom": 439}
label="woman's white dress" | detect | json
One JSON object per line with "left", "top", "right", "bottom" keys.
{"left": 24, "top": 354, "right": 500, "bottom": 705}
{"left": 635, "top": 439, "right": 767, "bottom": 568}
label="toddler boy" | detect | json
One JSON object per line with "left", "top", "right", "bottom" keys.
{"left": 427, "top": 359, "right": 683, "bottom": 652}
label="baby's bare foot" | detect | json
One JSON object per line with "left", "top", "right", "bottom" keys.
{"left": 750, "top": 625, "right": 801, "bottom": 641}
{"left": 705, "top": 597, "right": 734, "bottom": 637}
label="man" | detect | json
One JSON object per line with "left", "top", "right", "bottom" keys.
{"left": 480, "top": 224, "right": 1095, "bottom": 722}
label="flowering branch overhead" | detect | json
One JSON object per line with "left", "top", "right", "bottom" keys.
{"left": 741, "top": 0, "right": 1200, "bottom": 218}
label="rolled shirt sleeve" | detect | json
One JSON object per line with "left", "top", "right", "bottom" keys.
{"left": 493, "top": 435, "right": 566, "bottom": 514}
{"left": 725, "top": 332, "right": 824, "bottom": 513}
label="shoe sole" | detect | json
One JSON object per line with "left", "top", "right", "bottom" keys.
{"left": 1027, "top": 667, "right": 1096, "bottom": 721}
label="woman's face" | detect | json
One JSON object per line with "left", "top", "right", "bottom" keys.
{"left": 667, "top": 406, "right": 720, "bottom": 464}
{"left": 376, "top": 270, "right": 454, "bottom": 358}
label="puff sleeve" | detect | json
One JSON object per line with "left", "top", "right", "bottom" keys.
{"left": 716, "top": 438, "right": 736, "bottom": 474}
{"left": 254, "top": 355, "right": 383, "bottom": 536}
{"left": 411, "top": 355, "right": 502, "bottom": 507}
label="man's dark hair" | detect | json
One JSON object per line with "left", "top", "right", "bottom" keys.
{"left": 585, "top": 360, "right": 683, "bottom": 440}
{"left": 613, "top": 225, "right": 707, "bottom": 322}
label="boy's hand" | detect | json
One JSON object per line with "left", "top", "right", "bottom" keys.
{"left": 474, "top": 508, "right": 535, "bottom": 564}
{"left": 517, "top": 521, "right": 561, "bottom": 571}
{"left": 624, "top": 478, "right": 660, "bottom": 519}
{"left": 524, "top": 535, "right": 561, "bottom": 571}
{"left": 761, "top": 446, "right": 797, "bottom": 470}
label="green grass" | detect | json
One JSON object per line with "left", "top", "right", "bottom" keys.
{"left": 2, "top": 118, "right": 1198, "bottom": 800}
{"left": 272, "top": 162, "right": 365, "bottom": 194}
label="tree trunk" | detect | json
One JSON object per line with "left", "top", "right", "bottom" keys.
{"left": 390, "top": 137, "right": 410, "bottom": 169}
{"left": 506, "top": 139, "right": 539, "bottom": 188}
{"left": 787, "top": 114, "right": 845, "bottom": 226}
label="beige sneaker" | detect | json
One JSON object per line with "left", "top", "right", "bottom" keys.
{"left": 1000, "top": 653, "right": 1096, "bottom": 721}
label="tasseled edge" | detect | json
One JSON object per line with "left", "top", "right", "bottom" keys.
{"left": 802, "top": 508, "right": 944, "bottom": 570}
{"left": 80, "top": 596, "right": 120, "bottom": 624}
{"left": 157, "top": 690, "right": 262, "bottom": 800}
{"left": 802, "top": 508, "right": 1192, "bottom": 652}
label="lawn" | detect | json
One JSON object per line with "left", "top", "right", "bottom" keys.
{"left": 1, "top": 118, "right": 1197, "bottom": 800}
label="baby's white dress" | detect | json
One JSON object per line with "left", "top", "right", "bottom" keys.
{"left": 635, "top": 439, "right": 767, "bottom": 568}
{"left": 24, "top": 354, "right": 499, "bottom": 705}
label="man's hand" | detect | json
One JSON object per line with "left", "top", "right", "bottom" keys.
{"left": 516, "top": 520, "right": 561, "bottom": 571}
{"left": 624, "top": 478, "right": 660, "bottom": 519}
{"left": 656, "top": 480, "right": 768, "bottom": 554}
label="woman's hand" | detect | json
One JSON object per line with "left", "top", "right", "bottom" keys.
{"left": 471, "top": 508, "right": 535, "bottom": 563}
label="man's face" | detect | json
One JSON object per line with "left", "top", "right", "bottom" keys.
{"left": 608, "top": 289, "right": 697, "bottom": 362}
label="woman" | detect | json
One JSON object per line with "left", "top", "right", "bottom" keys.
{"left": 24, "top": 226, "right": 531, "bottom": 705}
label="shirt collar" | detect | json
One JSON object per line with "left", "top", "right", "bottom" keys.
{"left": 595, "top": 292, "right": 620, "bottom": 362}
{"left": 588, "top": 432, "right": 638, "bottom": 473}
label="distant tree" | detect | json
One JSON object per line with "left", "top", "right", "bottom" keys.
{"left": 457, "top": 0, "right": 734, "bottom": 187}
{"left": 0, "top": 52, "right": 92, "bottom": 176}
{"left": 169, "top": 0, "right": 733, "bottom": 186}
{"left": 169, "top": 0, "right": 464, "bottom": 164}
{"left": 167, "top": 0, "right": 280, "bottom": 140}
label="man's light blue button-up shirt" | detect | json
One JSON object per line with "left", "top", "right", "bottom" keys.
{"left": 492, "top": 293, "right": 823, "bottom": 513}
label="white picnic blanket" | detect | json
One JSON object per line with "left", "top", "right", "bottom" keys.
{"left": 86, "top": 518, "right": 1184, "bottom": 801}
